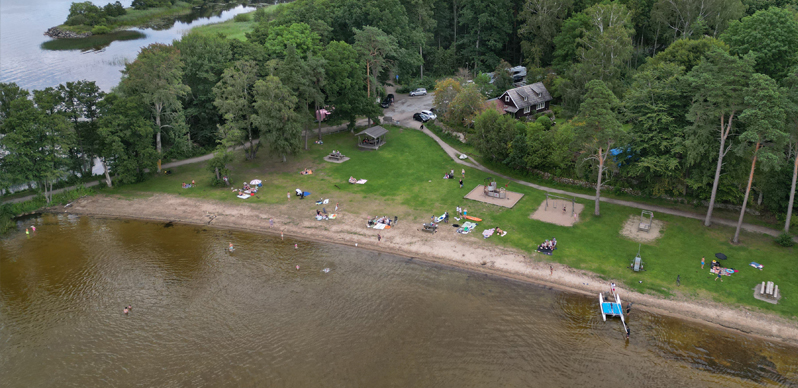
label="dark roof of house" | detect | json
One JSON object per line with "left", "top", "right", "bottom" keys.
{"left": 356, "top": 126, "right": 388, "bottom": 138}
{"left": 503, "top": 82, "right": 552, "bottom": 109}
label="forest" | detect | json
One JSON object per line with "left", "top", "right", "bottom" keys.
{"left": 2, "top": 0, "right": 798, "bottom": 240}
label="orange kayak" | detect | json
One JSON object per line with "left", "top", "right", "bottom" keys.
{"left": 464, "top": 215, "right": 482, "bottom": 221}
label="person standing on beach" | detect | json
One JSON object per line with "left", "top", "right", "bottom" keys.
{"left": 377, "top": 233, "right": 381, "bottom": 242}
{"left": 335, "top": 203, "right": 339, "bottom": 212}
{"left": 287, "top": 192, "right": 291, "bottom": 200}
{"left": 459, "top": 178, "right": 463, "bottom": 188}
{"left": 701, "top": 256, "right": 705, "bottom": 269}
{"left": 281, "top": 232, "right": 284, "bottom": 240}
{"left": 270, "top": 218, "right": 274, "bottom": 228}
{"left": 462, "top": 169, "right": 465, "bottom": 178}
{"left": 677, "top": 275, "right": 681, "bottom": 286}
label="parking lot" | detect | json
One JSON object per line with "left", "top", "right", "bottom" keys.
{"left": 383, "top": 91, "right": 436, "bottom": 127}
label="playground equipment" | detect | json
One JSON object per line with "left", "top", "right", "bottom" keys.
{"left": 638, "top": 210, "right": 654, "bottom": 233}
{"left": 544, "top": 192, "right": 575, "bottom": 216}
{"left": 483, "top": 177, "right": 507, "bottom": 199}
{"left": 630, "top": 244, "right": 645, "bottom": 272}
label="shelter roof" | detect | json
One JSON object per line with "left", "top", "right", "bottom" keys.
{"left": 356, "top": 126, "right": 389, "bottom": 138}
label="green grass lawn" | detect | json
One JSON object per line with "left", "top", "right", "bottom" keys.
{"left": 189, "top": 4, "right": 284, "bottom": 41}
{"left": 110, "top": 127, "right": 797, "bottom": 319}
{"left": 188, "top": 18, "right": 255, "bottom": 41}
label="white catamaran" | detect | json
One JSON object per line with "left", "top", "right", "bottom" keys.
{"left": 599, "top": 292, "right": 628, "bottom": 336}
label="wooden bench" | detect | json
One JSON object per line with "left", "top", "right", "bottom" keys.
{"left": 328, "top": 153, "right": 345, "bottom": 161}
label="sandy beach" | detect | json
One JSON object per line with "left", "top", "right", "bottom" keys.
{"left": 55, "top": 193, "right": 798, "bottom": 346}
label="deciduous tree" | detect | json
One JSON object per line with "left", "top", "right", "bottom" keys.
{"left": 213, "top": 60, "right": 260, "bottom": 159}
{"left": 721, "top": 7, "right": 798, "bottom": 81}
{"left": 120, "top": 43, "right": 190, "bottom": 171}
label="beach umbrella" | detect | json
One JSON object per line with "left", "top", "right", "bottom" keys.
{"left": 250, "top": 179, "right": 262, "bottom": 185}
{"left": 715, "top": 253, "right": 727, "bottom": 260}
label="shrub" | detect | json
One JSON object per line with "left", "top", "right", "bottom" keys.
{"left": 253, "top": 7, "right": 267, "bottom": 23}
{"left": 91, "top": 25, "right": 112, "bottom": 34}
{"left": 233, "top": 13, "right": 251, "bottom": 22}
{"left": 396, "top": 85, "right": 412, "bottom": 94}
{"left": 65, "top": 14, "right": 89, "bottom": 26}
{"left": 775, "top": 232, "right": 795, "bottom": 247}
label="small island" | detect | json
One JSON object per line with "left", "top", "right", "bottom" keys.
{"left": 45, "top": 0, "right": 243, "bottom": 38}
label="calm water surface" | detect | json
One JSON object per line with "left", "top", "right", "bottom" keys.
{"left": 0, "top": 0, "right": 253, "bottom": 91}
{"left": 1, "top": 214, "right": 797, "bottom": 387}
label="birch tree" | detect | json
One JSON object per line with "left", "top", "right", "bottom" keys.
{"left": 121, "top": 43, "right": 190, "bottom": 171}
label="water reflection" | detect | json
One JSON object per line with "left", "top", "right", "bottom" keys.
{"left": 0, "top": 214, "right": 796, "bottom": 387}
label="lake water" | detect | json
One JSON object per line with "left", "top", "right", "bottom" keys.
{"left": 0, "top": 0, "right": 253, "bottom": 91}
{"left": 1, "top": 214, "right": 797, "bottom": 387}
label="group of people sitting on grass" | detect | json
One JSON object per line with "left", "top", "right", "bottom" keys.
{"left": 536, "top": 238, "right": 558, "bottom": 255}
{"left": 443, "top": 169, "right": 456, "bottom": 179}
{"left": 368, "top": 215, "right": 396, "bottom": 227}
{"left": 182, "top": 180, "right": 195, "bottom": 189}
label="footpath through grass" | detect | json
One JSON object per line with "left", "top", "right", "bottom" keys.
{"left": 111, "top": 127, "right": 797, "bottom": 319}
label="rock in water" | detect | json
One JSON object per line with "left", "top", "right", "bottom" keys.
{"left": 44, "top": 27, "right": 92, "bottom": 39}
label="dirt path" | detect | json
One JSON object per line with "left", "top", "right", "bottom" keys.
{"left": 55, "top": 194, "right": 798, "bottom": 346}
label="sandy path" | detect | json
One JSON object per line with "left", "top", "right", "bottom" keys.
{"left": 57, "top": 194, "right": 798, "bottom": 346}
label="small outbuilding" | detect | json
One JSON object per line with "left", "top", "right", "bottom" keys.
{"left": 356, "top": 126, "right": 388, "bottom": 150}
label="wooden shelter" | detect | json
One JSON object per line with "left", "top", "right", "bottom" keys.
{"left": 356, "top": 126, "right": 388, "bottom": 150}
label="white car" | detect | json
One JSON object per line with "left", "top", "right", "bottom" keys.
{"left": 409, "top": 88, "right": 427, "bottom": 96}
{"left": 421, "top": 110, "right": 437, "bottom": 120}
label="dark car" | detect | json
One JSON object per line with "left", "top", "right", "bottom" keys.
{"left": 413, "top": 112, "right": 430, "bottom": 122}
{"left": 380, "top": 94, "right": 394, "bottom": 108}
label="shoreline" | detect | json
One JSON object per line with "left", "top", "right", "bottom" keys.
{"left": 54, "top": 193, "right": 798, "bottom": 347}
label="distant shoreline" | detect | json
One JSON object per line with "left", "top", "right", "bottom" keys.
{"left": 53, "top": 193, "right": 798, "bottom": 347}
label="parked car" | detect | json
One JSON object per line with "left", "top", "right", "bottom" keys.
{"left": 420, "top": 110, "right": 437, "bottom": 120}
{"left": 413, "top": 112, "right": 431, "bottom": 122}
{"left": 380, "top": 94, "right": 394, "bottom": 108}
{"left": 409, "top": 88, "right": 427, "bottom": 96}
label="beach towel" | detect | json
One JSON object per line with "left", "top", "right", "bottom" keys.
{"left": 750, "top": 262, "right": 764, "bottom": 270}
{"left": 435, "top": 214, "right": 446, "bottom": 223}
{"left": 329, "top": 214, "right": 337, "bottom": 219}
{"left": 356, "top": 179, "right": 368, "bottom": 184}
{"left": 303, "top": 191, "right": 311, "bottom": 197}
{"left": 323, "top": 199, "right": 329, "bottom": 204}
{"left": 373, "top": 223, "right": 387, "bottom": 230}
{"left": 537, "top": 247, "right": 553, "bottom": 256}
{"left": 482, "top": 228, "right": 495, "bottom": 239}
{"left": 237, "top": 194, "right": 250, "bottom": 199}
{"left": 462, "top": 221, "right": 478, "bottom": 229}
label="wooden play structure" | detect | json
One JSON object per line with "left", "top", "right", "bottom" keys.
{"left": 638, "top": 210, "right": 654, "bottom": 233}
{"left": 483, "top": 177, "right": 506, "bottom": 199}
{"left": 544, "top": 192, "right": 575, "bottom": 216}
{"left": 356, "top": 126, "right": 388, "bottom": 150}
